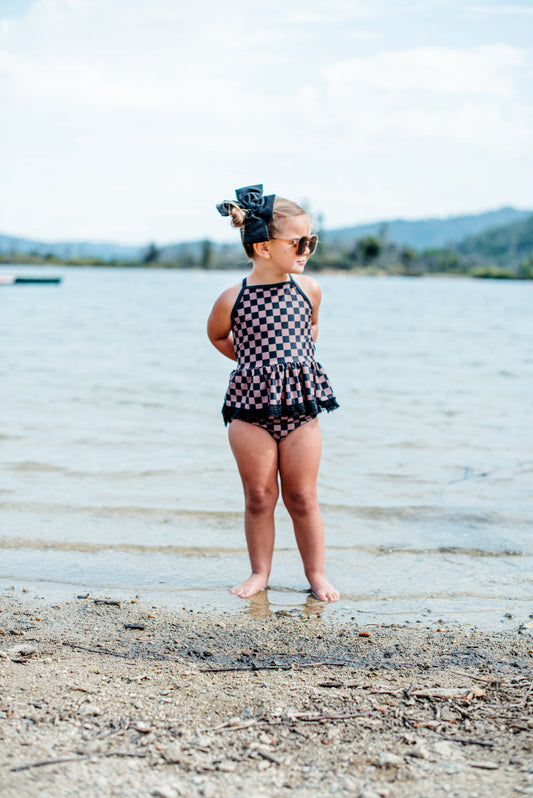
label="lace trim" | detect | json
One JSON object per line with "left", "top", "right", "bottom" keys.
{"left": 222, "top": 397, "right": 339, "bottom": 426}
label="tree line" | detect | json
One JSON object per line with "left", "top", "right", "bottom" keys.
{"left": 135, "top": 233, "right": 533, "bottom": 278}
{"left": 2, "top": 230, "right": 532, "bottom": 279}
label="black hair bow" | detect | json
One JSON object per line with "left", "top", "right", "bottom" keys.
{"left": 216, "top": 184, "right": 275, "bottom": 244}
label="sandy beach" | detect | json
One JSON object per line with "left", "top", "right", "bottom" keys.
{"left": 1, "top": 590, "right": 532, "bottom": 798}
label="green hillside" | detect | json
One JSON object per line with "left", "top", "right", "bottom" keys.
{"left": 322, "top": 206, "right": 532, "bottom": 250}
{"left": 304, "top": 211, "right": 533, "bottom": 278}
{"left": 456, "top": 213, "right": 533, "bottom": 267}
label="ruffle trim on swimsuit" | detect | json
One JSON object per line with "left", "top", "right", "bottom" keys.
{"left": 222, "top": 397, "right": 339, "bottom": 426}
{"left": 222, "top": 361, "right": 339, "bottom": 426}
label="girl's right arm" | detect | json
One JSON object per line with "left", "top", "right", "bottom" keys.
{"left": 207, "top": 285, "right": 241, "bottom": 361}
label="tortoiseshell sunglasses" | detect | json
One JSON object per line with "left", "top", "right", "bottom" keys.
{"left": 270, "top": 235, "right": 319, "bottom": 256}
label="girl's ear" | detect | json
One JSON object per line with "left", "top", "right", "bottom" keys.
{"left": 253, "top": 241, "right": 271, "bottom": 259}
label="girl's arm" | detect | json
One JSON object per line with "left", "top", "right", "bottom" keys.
{"left": 207, "top": 285, "right": 240, "bottom": 361}
{"left": 298, "top": 275, "right": 322, "bottom": 341}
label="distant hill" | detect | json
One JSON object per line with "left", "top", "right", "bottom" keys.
{"left": 0, "top": 233, "right": 141, "bottom": 261}
{"left": 322, "top": 206, "right": 533, "bottom": 250}
{"left": 157, "top": 240, "right": 241, "bottom": 263}
{"left": 455, "top": 212, "right": 533, "bottom": 267}
{"left": 1, "top": 206, "right": 531, "bottom": 262}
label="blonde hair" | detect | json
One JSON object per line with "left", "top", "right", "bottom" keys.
{"left": 223, "top": 196, "right": 309, "bottom": 259}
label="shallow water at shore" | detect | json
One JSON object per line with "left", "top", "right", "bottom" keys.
{"left": 1, "top": 266, "right": 532, "bottom": 627}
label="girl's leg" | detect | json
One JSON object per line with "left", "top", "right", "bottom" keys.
{"left": 278, "top": 418, "right": 340, "bottom": 602}
{"left": 228, "top": 419, "right": 279, "bottom": 598}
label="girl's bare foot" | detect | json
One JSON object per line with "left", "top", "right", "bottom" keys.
{"left": 230, "top": 573, "right": 269, "bottom": 598}
{"left": 308, "top": 575, "right": 340, "bottom": 602}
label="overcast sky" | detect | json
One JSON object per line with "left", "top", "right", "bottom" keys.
{"left": 1, "top": 0, "right": 532, "bottom": 245}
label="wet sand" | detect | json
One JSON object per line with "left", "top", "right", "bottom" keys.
{"left": 1, "top": 591, "right": 532, "bottom": 798}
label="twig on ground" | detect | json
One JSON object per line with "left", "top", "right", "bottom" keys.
{"left": 62, "top": 642, "right": 133, "bottom": 659}
{"left": 413, "top": 687, "right": 485, "bottom": 700}
{"left": 433, "top": 732, "right": 494, "bottom": 748}
{"left": 318, "top": 681, "right": 362, "bottom": 689}
{"left": 254, "top": 749, "right": 282, "bottom": 765}
{"left": 208, "top": 708, "right": 373, "bottom": 733}
{"left": 447, "top": 669, "right": 509, "bottom": 687}
{"left": 520, "top": 681, "right": 533, "bottom": 708}
{"left": 11, "top": 751, "right": 147, "bottom": 772}
{"left": 200, "top": 659, "right": 351, "bottom": 673}
{"left": 451, "top": 702, "right": 474, "bottom": 719}
{"left": 291, "top": 710, "right": 372, "bottom": 723}
{"left": 209, "top": 719, "right": 258, "bottom": 732}
{"left": 93, "top": 599, "right": 122, "bottom": 607}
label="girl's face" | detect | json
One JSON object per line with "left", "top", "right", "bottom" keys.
{"left": 267, "top": 214, "right": 313, "bottom": 275}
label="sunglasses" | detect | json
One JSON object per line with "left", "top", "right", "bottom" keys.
{"left": 270, "top": 235, "right": 319, "bottom": 256}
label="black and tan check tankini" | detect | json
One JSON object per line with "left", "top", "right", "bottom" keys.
{"left": 222, "top": 276, "right": 339, "bottom": 440}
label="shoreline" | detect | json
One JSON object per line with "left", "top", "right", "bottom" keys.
{"left": 1, "top": 576, "right": 531, "bottom": 633}
{"left": 1, "top": 262, "right": 531, "bottom": 280}
{"left": 0, "top": 260, "right": 533, "bottom": 282}
{"left": 1, "top": 592, "right": 532, "bottom": 797}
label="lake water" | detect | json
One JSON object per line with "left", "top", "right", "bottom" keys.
{"left": 1, "top": 266, "right": 532, "bottom": 628}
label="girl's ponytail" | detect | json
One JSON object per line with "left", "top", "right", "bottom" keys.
{"left": 217, "top": 185, "right": 309, "bottom": 260}
{"left": 222, "top": 201, "right": 247, "bottom": 230}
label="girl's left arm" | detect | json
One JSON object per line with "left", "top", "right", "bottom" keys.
{"left": 207, "top": 286, "right": 239, "bottom": 361}
{"left": 300, "top": 275, "right": 322, "bottom": 341}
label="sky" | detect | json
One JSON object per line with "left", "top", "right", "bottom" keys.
{"left": 1, "top": 0, "right": 532, "bottom": 245}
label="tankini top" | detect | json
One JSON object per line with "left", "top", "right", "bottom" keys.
{"left": 222, "top": 276, "right": 339, "bottom": 425}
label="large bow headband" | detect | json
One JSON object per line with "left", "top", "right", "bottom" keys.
{"left": 216, "top": 184, "right": 275, "bottom": 244}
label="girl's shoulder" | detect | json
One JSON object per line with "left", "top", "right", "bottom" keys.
{"left": 207, "top": 281, "right": 243, "bottom": 339}
{"left": 292, "top": 274, "right": 322, "bottom": 307}
{"left": 211, "top": 281, "right": 243, "bottom": 313}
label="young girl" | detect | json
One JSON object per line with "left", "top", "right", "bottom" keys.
{"left": 207, "top": 184, "right": 340, "bottom": 602}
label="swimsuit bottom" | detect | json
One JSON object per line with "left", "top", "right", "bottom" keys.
{"left": 233, "top": 413, "right": 317, "bottom": 442}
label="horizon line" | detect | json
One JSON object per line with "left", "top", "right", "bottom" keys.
{"left": 1, "top": 204, "right": 531, "bottom": 249}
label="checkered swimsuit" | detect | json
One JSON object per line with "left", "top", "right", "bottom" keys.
{"left": 222, "top": 277, "right": 339, "bottom": 439}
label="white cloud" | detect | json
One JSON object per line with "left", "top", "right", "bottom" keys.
{"left": 310, "top": 43, "right": 532, "bottom": 161}
{"left": 322, "top": 45, "right": 525, "bottom": 98}
{"left": 190, "top": 44, "right": 529, "bottom": 163}
{"left": 0, "top": 0, "right": 291, "bottom": 116}
{"left": 0, "top": 51, "right": 167, "bottom": 109}
{"left": 468, "top": 4, "right": 533, "bottom": 14}
{"left": 286, "top": 0, "right": 367, "bottom": 23}
{"left": 388, "top": 101, "right": 532, "bottom": 152}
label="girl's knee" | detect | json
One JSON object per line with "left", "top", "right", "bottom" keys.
{"left": 283, "top": 487, "right": 318, "bottom": 517}
{"left": 245, "top": 485, "right": 279, "bottom": 515}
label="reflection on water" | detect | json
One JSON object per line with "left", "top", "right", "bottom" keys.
{"left": 1, "top": 267, "right": 532, "bottom": 626}
{"left": 243, "top": 591, "right": 326, "bottom": 621}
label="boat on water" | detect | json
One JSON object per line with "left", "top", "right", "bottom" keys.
{"left": 0, "top": 274, "right": 62, "bottom": 285}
